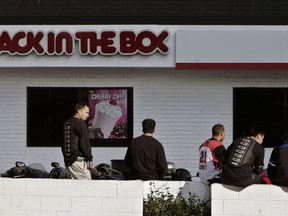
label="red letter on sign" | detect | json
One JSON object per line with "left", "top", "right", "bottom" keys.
{"left": 155, "top": 31, "right": 169, "bottom": 54}
{"left": 47, "top": 32, "right": 55, "bottom": 54}
{"left": 136, "top": 31, "right": 155, "bottom": 54}
{"left": 100, "top": 31, "right": 116, "bottom": 54}
{"left": 0, "top": 31, "right": 12, "bottom": 54}
{"left": 26, "top": 32, "right": 44, "bottom": 55}
{"left": 11, "top": 32, "right": 27, "bottom": 53}
{"left": 120, "top": 31, "right": 137, "bottom": 54}
{"left": 55, "top": 32, "right": 73, "bottom": 55}
{"left": 136, "top": 31, "right": 169, "bottom": 54}
{"left": 75, "top": 32, "right": 98, "bottom": 55}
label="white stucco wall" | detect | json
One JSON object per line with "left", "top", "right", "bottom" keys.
{"left": 0, "top": 68, "right": 284, "bottom": 174}
{"left": 211, "top": 183, "right": 288, "bottom": 216}
{"left": 0, "top": 178, "right": 210, "bottom": 216}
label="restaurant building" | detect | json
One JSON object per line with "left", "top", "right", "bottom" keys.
{"left": 0, "top": 1, "right": 288, "bottom": 175}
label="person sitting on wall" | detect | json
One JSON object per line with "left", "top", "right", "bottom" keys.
{"left": 267, "top": 133, "right": 288, "bottom": 187}
{"left": 124, "top": 118, "right": 167, "bottom": 180}
{"left": 221, "top": 126, "right": 265, "bottom": 187}
{"left": 198, "top": 124, "right": 226, "bottom": 184}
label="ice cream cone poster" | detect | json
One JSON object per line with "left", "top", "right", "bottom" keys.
{"left": 88, "top": 89, "right": 128, "bottom": 139}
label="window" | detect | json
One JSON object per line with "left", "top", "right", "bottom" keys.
{"left": 233, "top": 88, "right": 287, "bottom": 147}
{"left": 27, "top": 87, "right": 133, "bottom": 147}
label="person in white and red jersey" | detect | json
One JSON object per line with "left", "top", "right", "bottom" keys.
{"left": 199, "top": 124, "right": 226, "bottom": 184}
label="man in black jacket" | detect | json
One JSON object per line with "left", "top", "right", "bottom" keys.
{"left": 267, "top": 134, "right": 288, "bottom": 186}
{"left": 221, "top": 126, "right": 265, "bottom": 187}
{"left": 62, "top": 102, "right": 94, "bottom": 180}
{"left": 124, "top": 118, "right": 167, "bottom": 180}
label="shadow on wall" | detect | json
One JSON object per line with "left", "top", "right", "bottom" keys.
{"left": 143, "top": 180, "right": 211, "bottom": 216}
{"left": 181, "top": 180, "right": 211, "bottom": 202}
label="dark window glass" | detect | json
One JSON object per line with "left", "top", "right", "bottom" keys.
{"left": 234, "top": 88, "right": 287, "bottom": 147}
{"left": 27, "top": 87, "right": 133, "bottom": 147}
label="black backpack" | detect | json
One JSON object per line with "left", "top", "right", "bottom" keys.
{"left": 1, "top": 161, "right": 50, "bottom": 178}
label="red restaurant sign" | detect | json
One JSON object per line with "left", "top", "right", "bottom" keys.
{"left": 0, "top": 30, "right": 169, "bottom": 56}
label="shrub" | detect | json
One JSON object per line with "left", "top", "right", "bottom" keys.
{"left": 143, "top": 182, "right": 211, "bottom": 216}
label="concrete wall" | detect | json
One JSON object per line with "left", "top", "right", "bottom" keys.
{"left": 0, "top": 178, "right": 143, "bottom": 216}
{"left": 2, "top": 177, "right": 288, "bottom": 216}
{"left": 211, "top": 183, "right": 288, "bottom": 216}
{"left": 0, "top": 68, "right": 287, "bottom": 175}
{"left": 0, "top": 178, "right": 210, "bottom": 216}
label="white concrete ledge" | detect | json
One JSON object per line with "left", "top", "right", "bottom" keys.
{"left": 0, "top": 178, "right": 209, "bottom": 216}
{"left": 211, "top": 183, "right": 288, "bottom": 216}
{"left": 8, "top": 178, "right": 288, "bottom": 216}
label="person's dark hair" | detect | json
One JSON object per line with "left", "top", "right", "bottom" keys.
{"left": 74, "top": 102, "right": 88, "bottom": 113}
{"left": 249, "top": 125, "right": 265, "bottom": 137}
{"left": 142, "top": 118, "right": 156, "bottom": 133}
{"left": 212, "top": 124, "right": 225, "bottom": 136}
